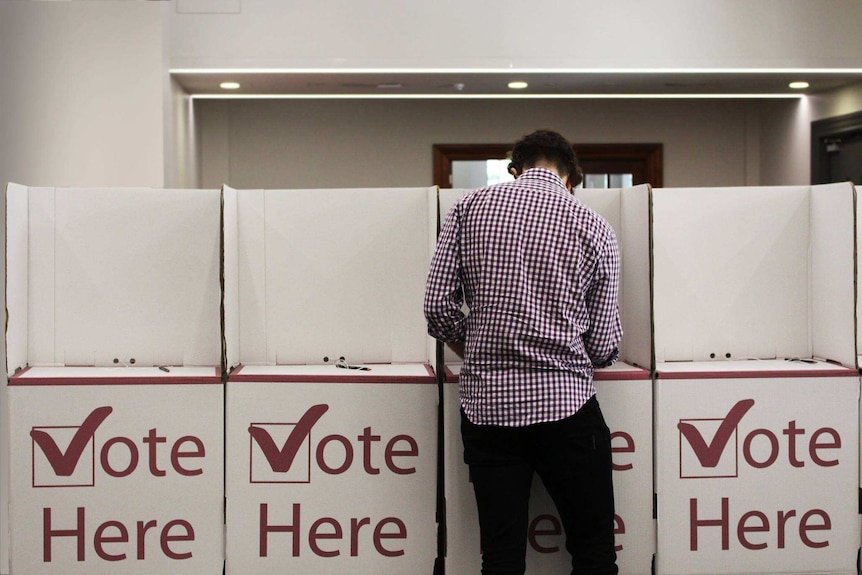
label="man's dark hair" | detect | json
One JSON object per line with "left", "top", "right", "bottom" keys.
{"left": 508, "top": 129, "right": 582, "bottom": 187}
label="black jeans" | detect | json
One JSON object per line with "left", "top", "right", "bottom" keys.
{"left": 460, "top": 396, "right": 618, "bottom": 575}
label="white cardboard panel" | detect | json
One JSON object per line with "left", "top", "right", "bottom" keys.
{"left": 810, "top": 182, "right": 857, "bottom": 368}
{"left": 383, "top": 189, "right": 433, "bottom": 363}
{"left": 575, "top": 187, "right": 623, "bottom": 231}
{"left": 857, "top": 186, "right": 862, "bottom": 356}
{"left": 225, "top": 373, "right": 437, "bottom": 573}
{"left": 223, "top": 186, "right": 240, "bottom": 371}
{"left": 236, "top": 189, "right": 267, "bottom": 365}
{"left": 28, "top": 187, "right": 56, "bottom": 367}
{"left": 6, "top": 183, "right": 30, "bottom": 375}
{"left": 50, "top": 189, "right": 221, "bottom": 367}
{"left": 654, "top": 374, "right": 860, "bottom": 575}
{"left": 8, "top": 376, "right": 225, "bottom": 575}
{"left": 261, "top": 188, "right": 433, "bottom": 365}
{"left": 232, "top": 363, "right": 433, "bottom": 379}
{"left": 441, "top": 375, "right": 479, "bottom": 571}
{"left": 655, "top": 358, "right": 852, "bottom": 375}
{"left": 576, "top": 186, "right": 653, "bottom": 371}
{"left": 3, "top": 183, "right": 33, "bottom": 575}
{"left": 0, "top": 179, "right": 29, "bottom": 575}
{"left": 620, "top": 184, "right": 653, "bottom": 370}
{"left": 652, "top": 187, "right": 811, "bottom": 362}
{"left": 14, "top": 366, "right": 221, "bottom": 380}
{"left": 855, "top": 181, "right": 862, "bottom": 520}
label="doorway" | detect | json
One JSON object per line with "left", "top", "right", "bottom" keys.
{"left": 432, "top": 143, "right": 663, "bottom": 189}
{"left": 811, "top": 111, "right": 862, "bottom": 185}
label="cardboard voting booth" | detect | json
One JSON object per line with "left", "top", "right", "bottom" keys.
{"left": 652, "top": 183, "right": 861, "bottom": 575}
{"left": 438, "top": 186, "right": 656, "bottom": 574}
{"left": 8, "top": 368, "right": 224, "bottom": 575}
{"left": 225, "top": 364, "right": 437, "bottom": 574}
{"left": 4, "top": 185, "right": 225, "bottom": 575}
{"left": 222, "top": 186, "right": 440, "bottom": 574}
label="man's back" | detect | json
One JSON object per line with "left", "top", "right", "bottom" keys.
{"left": 425, "top": 167, "right": 622, "bottom": 426}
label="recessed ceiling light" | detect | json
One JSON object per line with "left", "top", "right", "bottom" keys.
{"left": 220, "top": 81, "right": 241, "bottom": 90}
{"left": 508, "top": 81, "right": 529, "bottom": 90}
{"left": 789, "top": 81, "right": 809, "bottom": 89}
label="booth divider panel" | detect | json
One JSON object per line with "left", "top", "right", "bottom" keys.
{"left": 235, "top": 189, "right": 267, "bottom": 366}
{"left": 653, "top": 187, "right": 810, "bottom": 362}
{"left": 620, "top": 184, "right": 653, "bottom": 370}
{"left": 810, "top": 182, "right": 857, "bottom": 367}
{"left": 6, "top": 183, "right": 30, "bottom": 375}
{"left": 28, "top": 187, "right": 56, "bottom": 367}
{"left": 261, "top": 188, "right": 432, "bottom": 366}
{"left": 222, "top": 186, "right": 241, "bottom": 371}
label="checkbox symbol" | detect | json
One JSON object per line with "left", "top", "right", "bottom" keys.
{"left": 31, "top": 406, "right": 112, "bottom": 487}
{"left": 249, "top": 404, "right": 328, "bottom": 484}
{"left": 678, "top": 399, "right": 754, "bottom": 479}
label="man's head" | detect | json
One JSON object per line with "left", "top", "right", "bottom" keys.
{"left": 508, "top": 129, "right": 582, "bottom": 188}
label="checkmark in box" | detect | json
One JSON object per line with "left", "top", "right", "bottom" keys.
{"left": 249, "top": 422, "right": 313, "bottom": 484}
{"left": 678, "top": 418, "right": 740, "bottom": 479}
{"left": 32, "top": 426, "right": 96, "bottom": 488}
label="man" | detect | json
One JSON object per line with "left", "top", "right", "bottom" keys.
{"left": 424, "top": 129, "right": 622, "bottom": 575}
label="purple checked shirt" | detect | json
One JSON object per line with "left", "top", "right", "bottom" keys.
{"left": 425, "top": 168, "right": 623, "bottom": 427}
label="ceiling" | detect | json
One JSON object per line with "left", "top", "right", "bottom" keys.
{"left": 172, "top": 70, "right": 862, "bottom": 98}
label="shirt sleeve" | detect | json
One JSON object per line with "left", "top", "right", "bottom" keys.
{"left": 583, "top": 227, "right": 623, "bottom": 368}
{"left": 424, "top": 205, "right": 467, "bottom": 343}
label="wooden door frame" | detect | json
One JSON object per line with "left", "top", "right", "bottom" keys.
{"left": 433, "top": 143, "right": 663, "bottom": 188}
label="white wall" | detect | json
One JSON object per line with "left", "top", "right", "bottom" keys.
{"left": 0, "top": 1, "right": 165, "bottom": 189}
{"left": 173, "top": 0, "right": 862, "bottom": 192}
{"left": 198, "top": 98, "right": 801, "bottom": 190}
{"left": 166, "top": 76, "right": 200, "bottom": 188}
{"left": 163, "top": 8, "right": 200, "bottom": 189}
{"left": 169, "top": 0, "right": 862, "bottom": 70}
{"left": 198, "top": 101, "right": 232, "bottom": 189}
{"left": 810, "top": 82, "right": 862, "bottom": 121}
{"left": 757, "top": 98, "right": 813, "bottom": 186}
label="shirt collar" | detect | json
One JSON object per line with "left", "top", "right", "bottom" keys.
{"left": 518, "top": 167, "right": 568, "bottom": 192}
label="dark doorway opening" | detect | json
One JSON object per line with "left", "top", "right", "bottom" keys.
{"left": 811, "top": 111, "right": 862, "bottom": 185}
